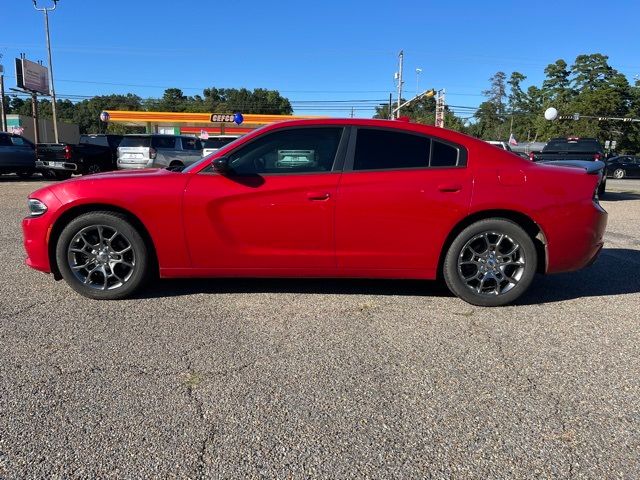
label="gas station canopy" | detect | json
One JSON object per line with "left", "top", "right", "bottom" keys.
{"left": 101, "top": 110, "right": 322, "bottom": 136}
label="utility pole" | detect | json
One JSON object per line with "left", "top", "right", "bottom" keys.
{"left": 33, "top": 0, "right": 59, "bottom": 143}
{"left": 350, "top": 107, "right": 354, "bottom": 118}
{"left": 388, "top": 93, "right": 393, "bottom": 120}
{"left": 396, "top": 50, "right": 404, "bottom": 119}
{"left": 31, "top": 92, "right": 40, "bottom": 143}
{"left": 415, "top": 68, "right": 422, "bottom": 96}
{"left": 0, "top": 57, "right": 6, "bottom": 132}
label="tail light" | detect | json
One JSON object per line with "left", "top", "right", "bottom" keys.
{"left": 594, "top": 153, "right": 602, "bottom": 161}
{"left": 64, "top": 144, "right": 72, "bottom": 160}
{"left": 149, "top": 147, "right": 157, "bottom": 159}
{"left": 528, "top": 152, "right": 535, "bottom": 161}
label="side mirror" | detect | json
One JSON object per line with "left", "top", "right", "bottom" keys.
{"left": 212, "top": 157, "right": 232, "bottom": 174}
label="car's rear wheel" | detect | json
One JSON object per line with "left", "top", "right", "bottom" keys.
{"left": 17, "top": 170, "right": 34, "bottom": 179}
{"left": 85, "top": 163, "right": 101, "bottom": 175}
{"left": 598, "top": 178, "right": 606, "bottom": 196}
{"left": 54, "top": 171, "right": 72, "bottom": 180}
{"left": 613, "top": 168, "right": 625, "bottom": 179}
{"left": 443, "top": 219, "right": 537, "bottom": 307}
{"left": 56, "top": 212, "right": 149, "bottom": 300}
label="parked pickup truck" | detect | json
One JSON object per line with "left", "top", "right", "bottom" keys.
{"left": 530, "top": 137, "right": 607, "bottom": 195}
{"left": 36, "top": 134, "right": 124, "bottom": 179}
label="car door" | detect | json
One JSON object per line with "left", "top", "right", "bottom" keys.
{"left": 335, "top": 127, "right": 472, "bottom": 275}
{"left": 180, "top": 137, "right": 202, "bottom": 166}
{"left": 182, "top": 126, "right": 348, "bottom": 271}
{"left": 152, "top": 136, "right": 178, "bottom": 167}
{"left": 6, "top": 135, "right": 36, "bottom": 169}
{"left": 630, "top": 157, "right": 640, "bottom": 177}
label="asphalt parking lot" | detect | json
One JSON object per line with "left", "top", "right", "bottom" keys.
{"left": 1, "top": 176, "right": 639, "bottom": 478}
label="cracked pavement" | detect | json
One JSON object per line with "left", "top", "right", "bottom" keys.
{"left": 0, "top": 176, "right": 639, "bottom": 478}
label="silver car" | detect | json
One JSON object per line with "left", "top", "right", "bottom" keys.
{"left": 117, "top": 135, "right": 203, "bottom": 170}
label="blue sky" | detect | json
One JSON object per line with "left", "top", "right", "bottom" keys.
{"left": 1, "top": 0, "right": 639, "bottom": 118}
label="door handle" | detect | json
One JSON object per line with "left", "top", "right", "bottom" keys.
{"left": 437, "top": 183, "right": 463, "bottom": 193}
{"left": 307, "top": 192, "right": 331, "bottom": 201}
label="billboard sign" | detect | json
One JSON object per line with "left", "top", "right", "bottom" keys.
{"left": 15, "top": 58, "right": 50, "bottom": 95}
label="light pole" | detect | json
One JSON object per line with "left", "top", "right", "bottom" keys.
{"left": 0, "top": 54, "right": 6, "bottom": 132}
{"left": 33, "top": 0, "right": 59, "bottom": 143}
{"left": 415, "top": 68, "right": 422, "bottom": 96}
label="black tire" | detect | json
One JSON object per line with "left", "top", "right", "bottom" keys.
{"left": 56, "top": 211, "right": 150, "bottom": 300}
{"left": 42, "top": 170, "right": 57, "bottom": 180}
{"left": 598, "top": 178, "right": 606, "bottom": 196}
{"left": 443, "top": 218, "right": 537, "bottom": 307}
{"left": 84, "top": 163, "right": 102, "bottom": 175}
{"left": 54, "top": 171, "right": 73, "bottom": 180}
{"left": 613, "top": 168, "right": 625, "bottom": 179}
{"left": 16, "top": 170, "right": 34, "bottom": 179}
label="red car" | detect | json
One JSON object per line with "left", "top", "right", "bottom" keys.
{"left": 22, "top": 119, "right": 607, "bottom": 306}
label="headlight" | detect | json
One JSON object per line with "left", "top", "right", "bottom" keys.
{"left": 27, "top": 198, "right": 48, "bottom": 217}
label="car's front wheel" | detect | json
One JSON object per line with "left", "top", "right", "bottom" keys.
{"left": 443, "top": 219, "right": 537, "bottom": 307}
{"left": 613, "top": 168, "right": 625, "bottom": 179}
{"left": 56, "top": 211, "right": 150, "bottom": 300}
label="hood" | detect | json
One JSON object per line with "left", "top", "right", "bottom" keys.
{"left": 67, "top": 167, "right": 174, "bottom": 182}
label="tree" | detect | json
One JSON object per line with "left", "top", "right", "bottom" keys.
{"left": 201, "top": 87, "right": 292, "bottom": 114}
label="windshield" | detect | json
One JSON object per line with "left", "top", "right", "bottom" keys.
{"left": 120, "top": 136, "right": 151, "bottom": 148}
{"left": 182, "top": 127, "right": 267, "bottom": 174}
{"left": 203, "top": 137, "right": 239, "bottom": 149}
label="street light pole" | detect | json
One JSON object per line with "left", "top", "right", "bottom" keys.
{"left": 396, "top": 50, "right": 404, "bottom": 119}
{"left": 33, "top": 0, "right": 59, "bottom": 143}
{"left": 0, "top": 57, "right": 7, "bottom": 132}
{"left": 415, "top": 68, "right": 422, "bottom": 96}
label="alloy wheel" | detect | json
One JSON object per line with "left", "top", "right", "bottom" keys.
{"left": 457, "top": 231, "right": 526, "bottom": 296}
{"left": 67, "top": 224, "right": 136, "bottom": 291}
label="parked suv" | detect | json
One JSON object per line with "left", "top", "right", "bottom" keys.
{"left": 0, "top": 133, "right": 37, "bottom": 178}
{"left": 117, "top": 134, "right": 203, "bottom": 170}
{"left": 202, "top": 135, "right": 241, "bottom": 157}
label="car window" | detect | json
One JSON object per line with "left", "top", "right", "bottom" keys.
{"left": 430, "top": 140, "right": 459, "bottom": 167}
{"left": 152, "top": 137, "right": 177, "bottom": 149}
{"left": 120, "top": 136, "right": 151, "bottom": 148}
{"left": 544, "top": 139, "right": 603, "bottom": 152}
{"left": 0, "top": 135, "right": 12, "bottom": 147}
{"left": 204, "top": 137, "right": 238, "bottom": 149}
{"left": 80, "top": 135, "right": 109, "bottom": 147}
{"left": 181, "top": 137, "right": 200, "bottom": 151}
{"left": 227, "top": 128, "right": 343, "bottom": 175}
{"left": 354, "top": 129, "right": 430, "bottom": 171}
{"left": 108, "top": 136, "right": 124, "bottom": 148}
{"left": 10, "top": 136, "right": 28, "bottom": 146}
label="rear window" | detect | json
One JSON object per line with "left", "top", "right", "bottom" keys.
{"left": 120, "top": 136, "right": 151, "bottom": 148}
{"left": 544, "top": 139, "right": 603, "bottom": 152}
{"left": 80, "top": 135, "right": 109, "bottom": 147}
{"left": 204, "top": 137, "right": 238, "bottom": 149}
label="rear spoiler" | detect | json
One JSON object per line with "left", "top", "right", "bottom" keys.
{"left": 539, "top": 160, "right": 605, "bottom": 174}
